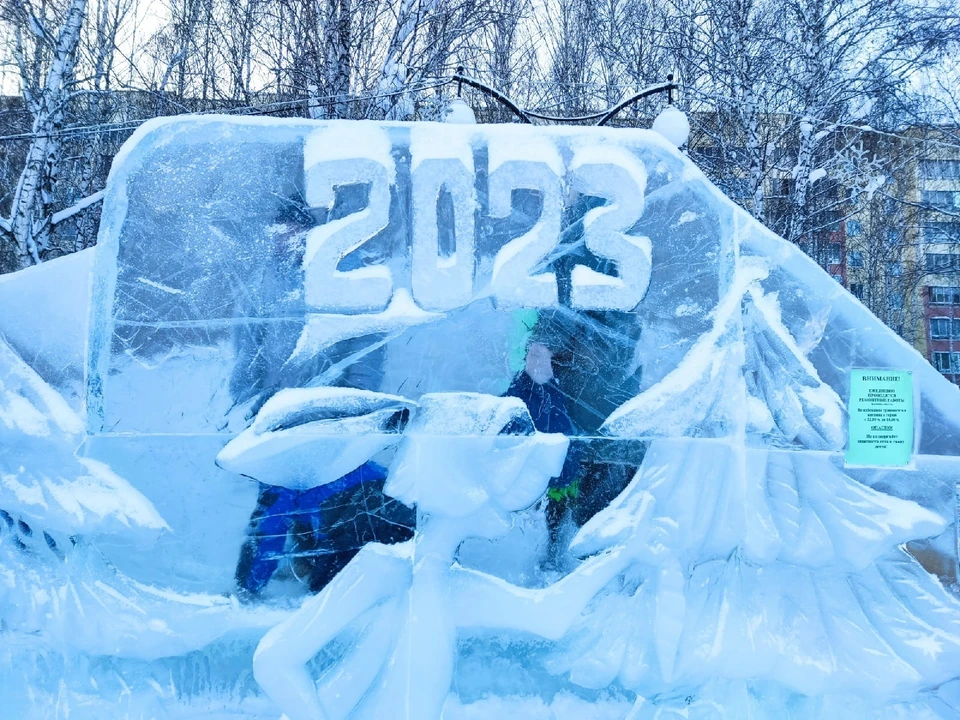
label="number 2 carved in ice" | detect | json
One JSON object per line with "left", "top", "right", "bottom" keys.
{"left": 302, "top": 126, "right": 394, "bottom": 313}
{"left": 487, "top": 134, "right": 563, "bottom": 310}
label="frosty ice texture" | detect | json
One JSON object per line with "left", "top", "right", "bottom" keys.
{"left": 0, "top": 334, "right": 166, "bottom": 536}
{"left": 1, "top": 116, "right": 959, "bottom": 718}
{"left": 215, "top": 387, "right": 415, "bottom": 489}
{"left": 0, "top": 332, "right": 289, "bottom": 718}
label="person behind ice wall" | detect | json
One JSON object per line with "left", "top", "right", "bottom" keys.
{"left": 252, "top": 392, "right": 660, "bottom": 720}
{"left": 217, "top": 388, "right": 415, "bottom": 599}
{"left": 530, "top": 305, "right": 646, "bottom": 549}
{"left": 497, "top": 191, "right": 646, "bottom": 559}
{"left": 502, "top": 328, "right": 582, "bottom": 563}
{"left": 224, "top": 197, "right": 319, "bottom": 598}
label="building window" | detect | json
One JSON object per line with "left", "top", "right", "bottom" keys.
{"left": 931, "top": 286, "right": 960, "bottom": 304}
{"left": 887, "top": 261, "right": 902, "bottom": 277}
{"left": 930, "top": 317, "right": 960, "bottom": 339}
{"left": 933, "top": 352, "right": 960, "bottom": 373}
{"left": 849, "top": 283, "right": 864, "bottom": 299}
{"left": 693, "top": 146, "right": 723, "bottom": 162}
{"left": 923, "top": 222, "right": 960, "bottom": 242}
{"left": 922, "top": 190, "right": 960, "bottom": 211}
{"left": 846, "top": 219, "right": 862, "bottom": 237}
{"left": 848, "top": 250, "right": 864, "bottom": 267}
{"left": 819, "top": 209, "right": 842, "bottom": 232}
{"left": 926, "top": 253, "right": 960, "bottom": 273}
{"left": 819, "top": 180, "right": 842, "bottom": 199}
{"left": 920, "top": 159, "right": 960, "bottom": 180}
{"left": 890, "top": 292, "right": 904, "bottom": 309}
{"left": 771, "top": 147, "right": 797, "bottom": 165}
{"left": 886, "top": 229, "right": 902, "bottom": 245}
{"left": 827, "top": 245, "right": 842, "bottom": 264}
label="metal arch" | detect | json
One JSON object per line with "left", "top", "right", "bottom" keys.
{"left": 595, "top": 77, "right": 676, "bottom": 126}
{"left": 452, "top": 67, "right": 677, "bottom": 126}
{"left": 454, "top": 67, "right": 532, "bottom": 124}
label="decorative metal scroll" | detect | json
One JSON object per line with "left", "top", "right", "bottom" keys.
{"left": 452, "top": 66, "right": 677, "bottom": 126}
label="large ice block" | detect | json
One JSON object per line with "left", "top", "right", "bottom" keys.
{"left": 86, "top": 119, "right": 960, "bottom": 451}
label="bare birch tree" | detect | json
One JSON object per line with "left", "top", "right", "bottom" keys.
{"left": 1, "top": 0, "right": 90, "bottom": 269}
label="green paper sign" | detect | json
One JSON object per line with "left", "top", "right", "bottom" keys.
{"left": 845, "top": 369, "right": 913, "bottom": 467}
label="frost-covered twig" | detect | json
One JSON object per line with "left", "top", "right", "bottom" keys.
{"left": 50, "top": 189, "right": 104, "bottom": 226}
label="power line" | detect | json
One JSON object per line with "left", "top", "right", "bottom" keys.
{"left": 4, "top": 73, "right": 960, "bottom": 166}
{"left": 4, "top": 75, "right": 959, "bottom": 155}
{"left": 0, "top": 78, "right": 452, "bottom": 143}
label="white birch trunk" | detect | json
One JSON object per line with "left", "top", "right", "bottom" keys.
{"left": 789, "top": 117, "right": 816, "bottom": 246}
{"left": 321, "top": 0, "right": 352, "bottom": 119}
{"left": 4, "top": 0, "right": 88, "bottom": 270}
{"left": 787, "top": 0, "right": 826, "bottom": 249}
{"left": 378, "top": 0, "right": 439, "bottom": 119}
{"left": 733, "top": 0, "right": 764, "bottom": 220}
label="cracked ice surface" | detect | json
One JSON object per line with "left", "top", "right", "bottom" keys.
{"left": 1, "top": 117, "right": 960, "bottom": 719}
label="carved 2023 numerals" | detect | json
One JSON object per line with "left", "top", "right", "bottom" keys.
{"left": 303, "top": 126, "right": 652, "bottom": 314}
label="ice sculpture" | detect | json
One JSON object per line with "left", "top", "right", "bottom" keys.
{"left": 0, "top": 333, "right": 164, "bottom": 537}
{"left": 2, "top": 116, "right": 959, "bottom": 718}
{"left": 249, "top": 392, "right": 660, "bottom": 720}
{"left": 552, "top": 263, "right": 960, "bottom": 709}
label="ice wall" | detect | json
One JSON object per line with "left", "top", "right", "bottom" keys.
{"left": 86, "top": 119, "right": 960, "bottom": 448}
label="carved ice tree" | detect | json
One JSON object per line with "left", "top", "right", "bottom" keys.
{"left": 551, "top": 260, "right": 960, "bottom": 716}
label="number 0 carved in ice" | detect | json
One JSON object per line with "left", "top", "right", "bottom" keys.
{"left": 410, "top": 125, "right": 478, "bottom": 312}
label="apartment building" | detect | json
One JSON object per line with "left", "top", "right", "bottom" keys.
{"left": 759, "top": 127, "right": 960, "bottom": 385}
{"left": 917, "top": 153, "right": 960, "bottom": 384}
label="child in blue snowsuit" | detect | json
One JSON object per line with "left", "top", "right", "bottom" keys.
{"left": 503, "top": 340, "right": 583, "bottom": 562}
{"left": 235, "top": 461, "right": 414, "bottom": 597}
{"left": 504, "top": 359, "right": 580, "bottom": 490}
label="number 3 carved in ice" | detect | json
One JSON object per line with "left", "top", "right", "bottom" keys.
{"left": 568, "top": 145, "right": 652, "bottom": 311}
{"left": 302, "top": 126, "right": 394, "bottom": 313}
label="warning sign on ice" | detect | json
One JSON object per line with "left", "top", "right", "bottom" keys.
{"left": 845, "top": 369, "right": 914, "bottom": 467}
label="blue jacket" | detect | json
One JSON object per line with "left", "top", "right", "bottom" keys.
{"left": 504, "top": 372, "right": 580, "bottom": 489}
{"left": 238, "top": 462, "right": 388, "bottom": 594}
